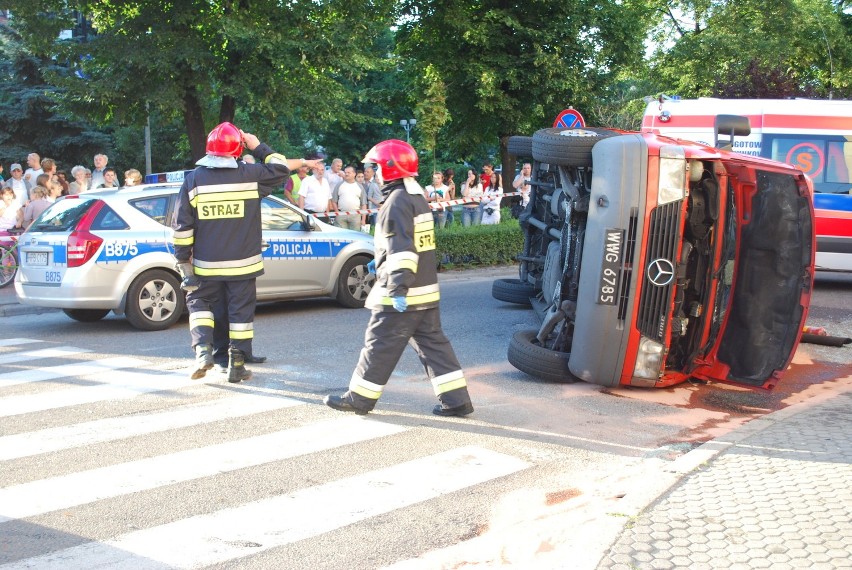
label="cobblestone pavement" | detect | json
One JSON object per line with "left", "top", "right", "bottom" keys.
{"left": 598, "top": 390, "right": 852, "bottom": 570}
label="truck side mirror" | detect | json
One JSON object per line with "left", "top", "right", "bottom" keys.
{"left": 714, "top": 115, "right": 751, "bottom": 151}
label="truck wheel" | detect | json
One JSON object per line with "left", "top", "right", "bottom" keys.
{"left": 507, "top": 136, "right": 533, "bottom": 158}
{"left": 125, "top": 269, "right": 184, "bottom": 331}
{"left": 508, "top": 329, "right": 579, "bottom": 383}
{"left": 532, "top": 127, "right": 618, "bottom": 168}
{"left": 336, "top": 255, "right": 374, "bottom": 308}
{"left": 63, "top": 309, "right": 111, "bottom": 322}
{"left": 492, "top": 278, "right": 536, "bottom": 305}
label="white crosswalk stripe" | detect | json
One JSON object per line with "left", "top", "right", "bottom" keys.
{"left": 6, "top": 447, "right": 529, "bottom": 570}
{"left": 0, "top": 338, "right": 43, "bottom": 348}
{"left": 0, "top": 392, "right": 304, "bottom": 461}
{"left": 0, "top": 340, "right": 532, "bottom": 569}
{"left": 0, "top": 356, "right": 147, "bottom": 388}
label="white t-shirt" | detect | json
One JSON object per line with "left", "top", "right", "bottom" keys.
{"left": 425, "top": 183, "right": 449, "bottom": 201}
{"left": 0, "top": 201, "right": 21, "bottom": 230}
{"left": 333, "top": 181, "right": 365, "bottom": 212}
{"left": 5, "top": 178, "right": 27, "bottom": 207}
{"left": 23, "top": 168, "right": 43, "bottom": 191}
{"left": 299, "top": 175, "right": 332, "bottom": 212}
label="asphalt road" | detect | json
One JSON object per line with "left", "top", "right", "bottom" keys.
{"left": 1, "top": 266, "right": 850, "bottom": 568}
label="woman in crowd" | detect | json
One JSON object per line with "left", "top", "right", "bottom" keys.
{"left": 55, "top": 170, "right": 70, "bottom": 195}
{"left": 68, "top": 165, "right": 91, "bottom": 194}
{"left": 0, "top": 187, "right": 23, "bottom": 230}
{"left": 460, "top": 169, "right": 483, "bottom": 227}
{"left": 22, "top": 185, "right": 51, "bottom": 228}
{"left": 480, "top": 171, "right": 503, "bottom": 225}
{"left": 443, "top": 168, "right": 457, "bottom": 226}
{"left": 124, "top": 168, "right": 143, "bottom": 186}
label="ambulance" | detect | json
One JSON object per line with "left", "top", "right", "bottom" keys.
{"left": 642, "top": 98, "right": 852, "bottom": 272}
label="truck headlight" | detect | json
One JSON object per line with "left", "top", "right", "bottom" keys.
{"left": 658, "top": 146, "right": 686, "bottom": 205}
{"left": 633, "top": 336, "right": 664, "bottom": 379}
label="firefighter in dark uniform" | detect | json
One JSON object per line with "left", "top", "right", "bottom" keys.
{"left": 324, "top": 139, "right": 474, "bottom": 417}
{"left": 172, "top": 122, "right": 322, "bottom": 382}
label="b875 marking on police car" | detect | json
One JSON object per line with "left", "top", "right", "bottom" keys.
{"left": 598, "top": 228, "right": 624, "bottom": 305}
{"left": 103, "top": 242, "right": 140, "bottom": 258}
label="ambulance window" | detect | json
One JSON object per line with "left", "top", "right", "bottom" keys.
{"left": 826, "top": 140, "right": 852, "bottom": 185}
{"left": 131, "top": 196, "right": 170, "bottom": 226}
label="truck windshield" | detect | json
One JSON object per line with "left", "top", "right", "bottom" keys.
{"left": 764, "top": 134, "right": 852, "bottom": 194}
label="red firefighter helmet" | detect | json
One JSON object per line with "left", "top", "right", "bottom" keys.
{"left": 206, "top": 122, "right": 244, "bottom": 158}
{"left": 362, "top": 139, "right": 418, "bottom": 181}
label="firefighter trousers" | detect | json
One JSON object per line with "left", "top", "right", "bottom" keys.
{"left": 347, "top": 307, "right": 471, "bottom": 412}
{"left": 186, "top": 278, "right": 256, "bottom": 355}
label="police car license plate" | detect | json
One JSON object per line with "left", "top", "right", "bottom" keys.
{"left": 597, "top": 228, "right": 623, "bottom": 305}
{"left": 26, "top": 252, "right": 48, "bottom": 266}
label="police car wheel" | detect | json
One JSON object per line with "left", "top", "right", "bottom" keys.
{"left": 336, "top": 256, "right": 375, "bottom": 308}
{"left": 125, "top": 269, "right": 185, "bottom": 331}
{"left": 531, "top": 127, "right": 618, "bottom": 168}
{"left": 63, "top": 309, "right": 110, "bottom": 322}
{"left": 508, "top": 330, "right": 580, "bottom": 383}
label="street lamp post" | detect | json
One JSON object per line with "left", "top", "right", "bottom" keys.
{"left": 400, "top": 118, "right": 416, "bottom": 143}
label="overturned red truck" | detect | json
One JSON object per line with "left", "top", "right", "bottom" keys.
{"left": 497, "top": 116, "right": 815, "bottom": 390}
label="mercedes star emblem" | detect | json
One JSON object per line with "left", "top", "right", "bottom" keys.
{"left": 647, "top": 258, "right": 675, "bottom": 287}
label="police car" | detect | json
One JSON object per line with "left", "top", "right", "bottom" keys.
{"left": 14, "top": 183, "right": 375, "bottom": 331}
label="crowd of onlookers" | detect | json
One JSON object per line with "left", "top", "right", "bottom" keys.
{"left": 1, "top": 148, "right": 533, "bottom": 234}
{"left": 0, "top": 152, "right": 143, "bottom": 232}
{"left": 280, "top": 156, "right": 533, "bottom": 232}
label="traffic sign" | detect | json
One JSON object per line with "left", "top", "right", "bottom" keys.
{"left": 553, "top": 108, "right": 586, "bottom": 129}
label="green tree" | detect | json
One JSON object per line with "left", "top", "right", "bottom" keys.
{"left": 0, "top": 25, "right": 110, "bottom": 171}
{"left": 395, "top": 0, "right": 653, "bottom": 178}
{"left": 646, "top": 0, "right": 852, "bottom": 99}
{"left": 414, "top": 64, "right": 451, "bottom": 175}
{"left": 3, "top": 0, "right": 396, "bottom": 164}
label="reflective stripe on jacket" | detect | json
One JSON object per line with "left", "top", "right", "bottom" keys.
{"left": 365, "top": 178, "right": 440, "bottom": 311}
{"left": 172, "top": 143, "right": 289, "bottom": 280}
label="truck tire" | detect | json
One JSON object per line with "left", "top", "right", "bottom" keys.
{"left": 532, "top": 127, "right": 618, "bottom": 168}
{"left": 507, "top": 136, "right": 533, "bottom": 158}
{"left": 508, "top": 329, "right": 579, "bottom": 383}
{"left": 492, "top": 278, "right": 536, "bottom": 305}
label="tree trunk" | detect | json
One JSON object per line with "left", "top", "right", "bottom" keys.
{"left": 183, "top": 86, "right": 207, "bottom": 163}
{"left": 219, "top": 95, "right": 236, "bottom": 124}
{"left": 499, "top": 133, "right": 516, "bottom": 195}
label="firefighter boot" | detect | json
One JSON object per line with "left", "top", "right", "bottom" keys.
{"left": 190, "top": 344, "right": 214, "bottom": 380}
{"left": 227, "top": 348, "right": 252, "bottom": 383}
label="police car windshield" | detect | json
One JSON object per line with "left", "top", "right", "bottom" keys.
{"left": 31, "top": 197, "right": 97, "bottom": 232}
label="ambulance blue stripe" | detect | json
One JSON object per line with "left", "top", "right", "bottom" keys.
{"left": 813, "top": 193, "right": 852, "bottom": 212}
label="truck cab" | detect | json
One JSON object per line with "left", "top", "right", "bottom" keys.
{"left": 499, "top": 123, "right": 815, "bottom": 390}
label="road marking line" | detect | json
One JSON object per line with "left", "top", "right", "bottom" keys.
{"left": 0, "top": 416, "right": 407, "bottom": 523}
{"left": 0, "top": 346, "right": 91, "bottom": 366}
{"left": 4, "top": 446, "right": 529, "bottom": 569}
{"left": 0, "top": 392, "right": 304, "bottom": 461}
{"left": 0, "top": 356, "right": 147, "bottom": 388}
{"left": 0, "top": 338, "right": 44, "bottom": 348}
{"left": 0, "top": 370, "right": 195, "bottom": 418}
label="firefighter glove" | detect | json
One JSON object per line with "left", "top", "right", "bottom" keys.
{"left": 367, "top": 259, "right": 376, "bottom": 274}
{"left": 391, "top": 296, "right": 407, "bottom": 312}
{"left": 176, "top": 262, "right": 201, "bottom": 293}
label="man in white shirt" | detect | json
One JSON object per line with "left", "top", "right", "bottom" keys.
{"left": 23, "top": 153, "right": 42, "bottom": 192}
{"left": 513, "top": 162, "right": 532, "bottom": 207}
{"left": 325, "top": 157, "right": 344, "bottom": 190}
{"left": 298, "top": 164, "right": 333, "bottom": 223}
{"left": 425, "top": 171, "right": 450, "bottom": 229}
{"left": 90, "top": 153, "right": 109, "bottom": 188}
{"left": 4, "top": 163, "right": 28, "bottom": 207}
{"left": 332, "top": 165, "right": 367, "bottom": 230}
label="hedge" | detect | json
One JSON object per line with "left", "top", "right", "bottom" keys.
{"left": 435, "top": 207, "right": 524, "bottom": 269}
